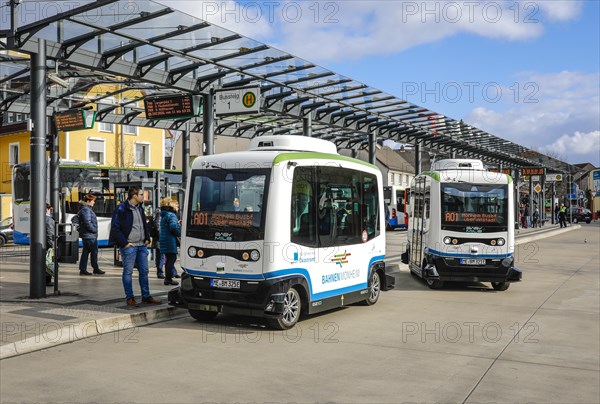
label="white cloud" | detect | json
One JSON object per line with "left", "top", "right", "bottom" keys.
{"left": 466, "top": 71, "right": 600, "bottom": 165}
{"left": 541, "top": 131, "right": 600, "bottom": 158}
{"left": 156, "top": 1, "right": 583, "bottom": 63}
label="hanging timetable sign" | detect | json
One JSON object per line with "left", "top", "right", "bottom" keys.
{"left": 144, "top": 94, "right": 201, "bottom": 120}
{"left": 54, "top": 109, "right": 96, "bottom": 131}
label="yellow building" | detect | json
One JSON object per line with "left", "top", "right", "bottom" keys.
{"left": 0, "top": 85, "right": 166, "bottom": 219}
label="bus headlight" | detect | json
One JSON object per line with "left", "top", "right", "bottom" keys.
{"left": 242, "top": 252, "right": 250, "bottom": 261}
{"left": 188, "top": 247, "right": 197, "bottom": 257}
{"left": 250, "top": 250, "right": 260, "bottom": 261}
{"left": 497, "top": 238, "right": 505, "bottom": 246}
{"left": 443, "top": 237, "right": 452, "bottom": 245}
{"left": 452, "top": 239, "right": 458, "bottom": 245}
{"left": 491, "top": 239, "right": 497, "bottom": 246}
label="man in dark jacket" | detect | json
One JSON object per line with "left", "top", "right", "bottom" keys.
{"left": 110, "top": 187, "right": 161, "bottom": 307}
{"left": 78, "top": 194, "right": 104, "bottom": 275}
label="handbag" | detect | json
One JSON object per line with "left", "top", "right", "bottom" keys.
{"left": 45, "top": 248, "right": 56, "bottom": 276}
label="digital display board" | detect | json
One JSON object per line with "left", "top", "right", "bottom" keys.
{"left": 54, "top": 110, "right": 85, "bottom": 131}
{"left": 144, "top": 95, "right": 199, "bottom": 120}
{"left": 444, "top": 212, "right": 499, "bottom": 223}
{"left": 520, "top": 167, "right": 545, "bottom": 176}
{"left": 191, "top": 211, "right": 254, "bottom": 228}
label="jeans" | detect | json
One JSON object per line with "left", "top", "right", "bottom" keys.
{"left": 79, "top": 238, "right": 100, "bottom": 273}
{"left": 121, "top": 245, "right": 150, "bottom": 299}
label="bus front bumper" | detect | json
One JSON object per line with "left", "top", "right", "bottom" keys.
{"left": 167, "top": 273, "right": 293, "bottom": 319}
{"left": 424, "top": 256, "right": 522, "bottom": 283}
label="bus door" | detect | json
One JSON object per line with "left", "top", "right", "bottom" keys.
{"left": 410, "top": 178, "right": 426, "bottom": 272}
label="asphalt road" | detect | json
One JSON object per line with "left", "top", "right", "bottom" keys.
{"left": 1, "top": 224, "right": 598, "bottom": 404}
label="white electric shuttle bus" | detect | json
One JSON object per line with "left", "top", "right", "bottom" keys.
{"left": 401, "top": 159, "right": 521, "bottom": 291}
{"left": 169, "top": 135, "right": 394, "bottom": 329}
{"left": 383, "top": 185, "right": 408, "bottom": 230}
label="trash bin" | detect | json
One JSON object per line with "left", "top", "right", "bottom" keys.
{"left": 58, "top": 223, "right": 79, "bottom": 264}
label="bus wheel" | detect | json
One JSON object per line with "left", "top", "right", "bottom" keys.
{"left": 362, "top": 270, "right": 381, "bottom": 306}
{"left": 491, "top": 282, "right": 510, "bottom": 291}
{"left": 189, "top": 309, "right": 218, "bottom": 322}
{"left": 269, "top": 287, "right": 301, "bottom": 330}
{"left": 426, "top": 278, "right": 444, "bottom": 290}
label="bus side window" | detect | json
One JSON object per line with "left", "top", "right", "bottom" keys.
{"left": 290, "top": 167, "right": 316, "bottom": 247}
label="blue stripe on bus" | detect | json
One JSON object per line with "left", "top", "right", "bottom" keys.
{"left": 427, "top": 248, "right": 512, "bottom": 259}
{"left": 13, "top": 231, "right": 111, "bottom": 248}
{"left": 184, "top": 254, "right": 385, "bottom": 300}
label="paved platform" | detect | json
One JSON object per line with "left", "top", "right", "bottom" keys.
{"left": 0, "top": 223, "right": 584, "bottom": 359}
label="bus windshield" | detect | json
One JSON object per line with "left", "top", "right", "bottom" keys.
{"left": 12, "top": 164, "right": 30, "bottom": 203}
{"left": 441, "top": 183, "right": 508, "bottom": 232}
{"left": 187, "top": 168, "right": 270, "bottom": 241}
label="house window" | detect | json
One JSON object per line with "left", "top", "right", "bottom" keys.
{"left": 8, "top": 143, "right": 19, "bottom": 166}
{"left": 122, "top": 100, "right": 137, "bottom": 135}
{"left": 97, "top": 97, "right": 114, "bottom": 133}
{"left": 135, "top": 142, "right": 150, "bottom": 166}
{"left": 88, "top": 139, "right": 105, "bottom": 164}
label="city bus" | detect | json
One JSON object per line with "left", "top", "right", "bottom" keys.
{"left": 401, "top": 159, "right": 521, "bottom": 291}
{"left": 168, "top": 135, "right": 394, "bottom": 329}
{"left": 11, "top": 161, "right": 181, "bottom": 246}
{"left": 383, "top": 185, "right": 408, "bottom": 230}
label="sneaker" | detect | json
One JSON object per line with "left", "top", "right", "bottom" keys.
{"left": 164, "top": 279, "right": 179, "bottom": 286}
{"left": 93, "top": 269, "right": 106, "bottom": 275}
{"left": 142, "top": 296, "right": 162, "bottom": 304}
{"left": 173, "top": 274, "right": 181, "bottom": 279}
{"left": 157, "top": 273, "right": 165, "bottom": 279}
{"left": 126, "top": 298, "right": 139, "bottom": 307}
{"left": 80, "top": 271, "right": 92, "bottom": 276}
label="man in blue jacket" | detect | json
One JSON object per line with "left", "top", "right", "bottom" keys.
{"left": 110, "top": 186, "right": 161, "bottom": 307}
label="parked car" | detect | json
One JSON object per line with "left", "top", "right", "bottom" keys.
{"left": 0, "top": 217, "right": 14, "bottom": 246}
{"left": 566, "top": 207, "right": 592, "bottom": 224}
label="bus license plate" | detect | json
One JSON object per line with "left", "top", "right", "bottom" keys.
{"left": 460, "top": 258, "right": 486, "bottom": 266}
{"left": 210, "top": 279, "right": 240, "bottom": 289}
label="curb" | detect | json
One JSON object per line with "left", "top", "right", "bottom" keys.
{"left": 515, "top": 224, "right": 581, "bottom": 246}
{"left": 0, "top": 306, "right": 189, "bottom": 360}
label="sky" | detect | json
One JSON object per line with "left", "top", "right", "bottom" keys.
{"left": 167, "top": 1, "right": 599, "bottom": 166}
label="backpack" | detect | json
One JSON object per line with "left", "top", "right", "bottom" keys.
{"left": 149, "top": 216, "right": 159, "bottom": 239}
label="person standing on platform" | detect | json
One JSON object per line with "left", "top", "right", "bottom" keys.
{"left": 558, "top": 204, "right": 568, "bottom": 228}
{"left": 159, "top": 198, "right": 181, "bottom": 286}
{"left": 110, "top": 187, "right": 161, "bottom": 307}
{"left": 78, "top": 194, "right": 105, "bottom": 276}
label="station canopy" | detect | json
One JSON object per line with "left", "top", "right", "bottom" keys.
{"left": 0, "top": 0, "right": 576, "bottom": 173}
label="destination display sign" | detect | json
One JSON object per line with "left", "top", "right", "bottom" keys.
{"left": 144, "top": 94, "right": 199, "bottom": 120}
{"left": 520, "top": 167, "right": 545, "bottom": 176}
{"left": 191, "top": 211, "right": 254, "bottom": 228}
{"left": 54, "top": 109, "right": 96, "bottom": 131}
{"left": 444, "top": 212, "right": 499, "bottom": 223}
{"left": 489, "top": 168, "right": 512, "bottom": 175}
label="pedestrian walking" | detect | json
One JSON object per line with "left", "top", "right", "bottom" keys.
{"left": 554, "top": 203, "right": 559, "bottom": 224}
{"left": 78, "top": 194, "right": 105, "bottom": 276}
{"left": 558, "top": 204, "right": 567, "bottom": 228}
{"left": 159, "top": 197, "right": 181, "bottom": 286}
{"left": 109, "top": 186, "right": 161, "bottom": 307}
{"left": 532, "top": 208, "right": 540, "bottom": 228}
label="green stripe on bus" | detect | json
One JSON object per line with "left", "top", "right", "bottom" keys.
{"left": 272, "top": 152, "right": 378, "bottom": 170}
{"left": 421, "top": 171, "right": 441, "bottom": 181}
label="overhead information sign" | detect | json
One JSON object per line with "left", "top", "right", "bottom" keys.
{"left": 520, "top": 167, "right": 545, "bottom": 176}
{"left": 54, "top": 109, "right": 96, "bottom": 131}
{"left": 144, "top": 94, "right": 200, "bottom": 120}
{"left": 215, "top": 87, "right": 260, "bottom": 116}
